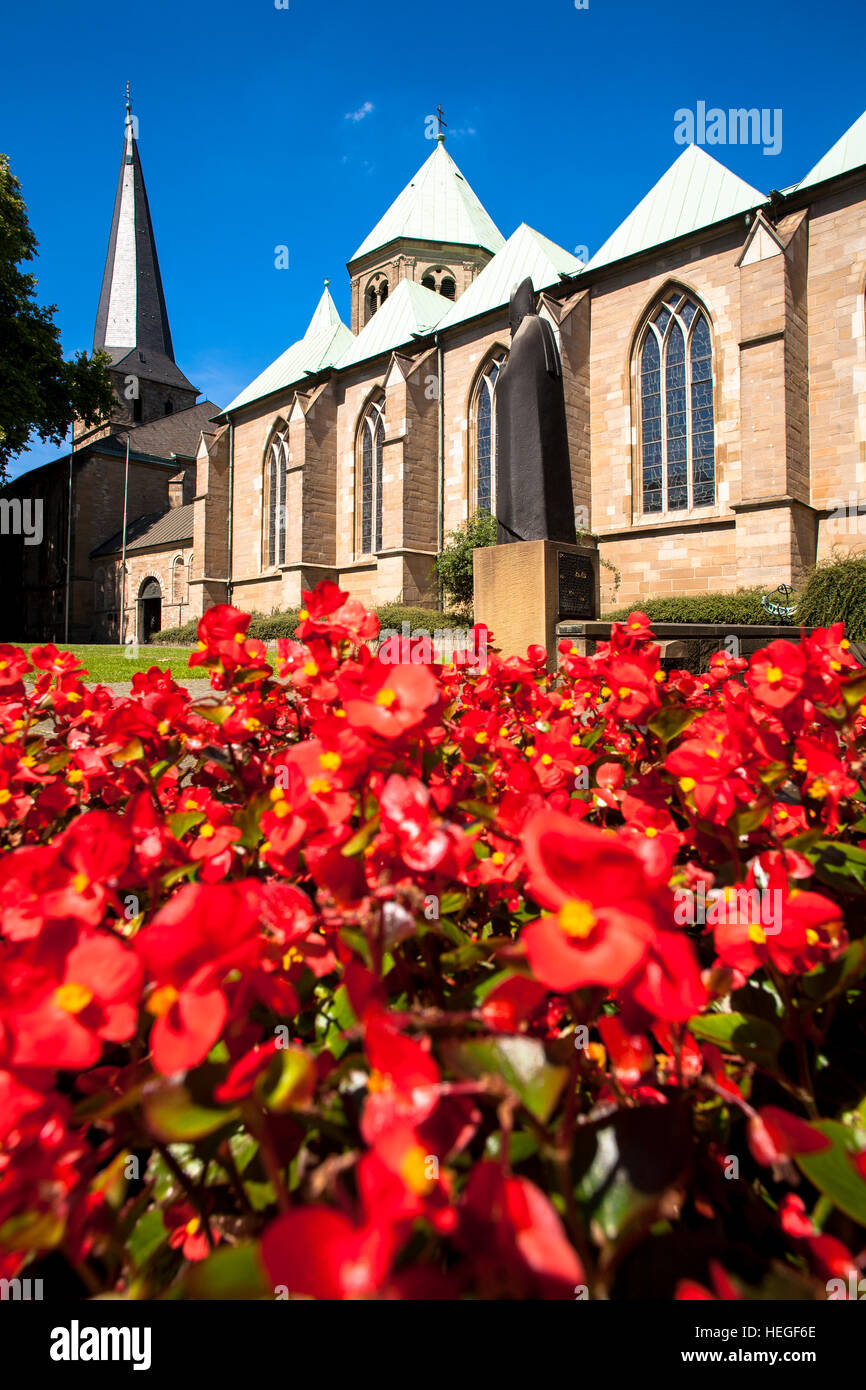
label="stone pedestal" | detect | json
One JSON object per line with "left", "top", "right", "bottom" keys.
{"left": 473, "top": 540, "right": 600, "bottom": 667}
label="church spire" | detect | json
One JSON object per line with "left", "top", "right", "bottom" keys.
{"left": 93, "top": 91, "right": 176, "bottom": 363}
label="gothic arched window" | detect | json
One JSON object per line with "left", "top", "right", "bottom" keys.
{"left": 264, "top": 424, "right": 289, "bottom": 569}
{"left": 470, "top": 352, "right": 506, "bottom": 514}
{"left": 636, "top": 290, "right": 715, "bottom": 514}
{"left": 366, "top": 275, "right": 389, "bottom": 321}
{"left": 357, "top": 398, "right": 385, "bottom": 556}
{"left": 172, "top": 554, "right": 185, "bottom": 604}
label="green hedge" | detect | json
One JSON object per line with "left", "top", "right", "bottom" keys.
{"left": 152, "top": 602, "right": 467, "bottom": 646}
{"left": 605, "top": 588, "right": 775, "bottom": 625}
{"left": 796, "top": 550, "right": 866, "bottom": 641}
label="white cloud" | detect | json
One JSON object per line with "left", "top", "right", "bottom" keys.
{"left": 345, "top": 101, "right": 374, "bottom": 123}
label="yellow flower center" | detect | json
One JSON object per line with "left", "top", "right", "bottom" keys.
{"left": 558, "top": 899, "right": 598, "bottom": 939}
{"left": 298, "top": 609, "right": 309, "bottom": 621}
{"left": 808, "top": 778, "right": 829, "bottom": 800}
{"left": 367, "top": 1069, "right": 390, "bottom": 1094}
{"left": 618, "top": 686, "right": 631, "bottom": 698}
{"left": 185, "top": 1217, "right": 201, "bottom": 1236}
{"left": 400, "top": 1144, "right": 435, "bottom": 1196}
{"left": 303, "top": 661, "right": 319, "bottom": 677}
{"left": 54, "top": 982, "right": 93, "bottom": 1014}
{"left": 491, "top": 851, "right": 505, "bottom": 865}
{"left": 805, "top": 929, "right": 820, "bottom": 946}
{"left": 841, "top": 639, "right": 850, "bottom": 650}
{"left": 765, "top": 665, "right": 783, "bottom": 684}
{"left": 540, "top": 753, "right": 553, "bottom": 766}
{"left": 148, "top": 985, "right": 180, "bottom": 1017}
{"left": 319, "top": 751, "right": 342, "bottom": 771}
{"left": 67, "top": 769, "right": 83, "bottom": 784}
{"left": 375, "top": 688, "right": 396, "bottom": 707}
{"left": 654, "top": 671, "right": 666, "bottom": 683}
{"left": 233, "top": 631, "right": 246, "bottom": 644}
{"left": 679, "top": 777, "right": 696, "bottom": 793}
{"left": 72, "top": 872, "right": 90, "bottom": 893}
{"left": 282, "top": 947, "right": 303, "bottom": 969}
{"left": 198, "top": 823, "right": 215, "bottom": 839}
{"left": 309, "top": 776, "right": 332, "bottom": 795}
{"left": 273, "top": 801, "right": 292, "bottom": 819}
{"left": 157, "top": 720, "right": 170, "bottom": 735}
{"left": 748, "top": 924, "right": 767, "bottom": 945}
{"left": 645, "top": 826, "right": 658, "bottom": 838}
{"left": 0, "top": 788, "right": 11, "bottom": 805}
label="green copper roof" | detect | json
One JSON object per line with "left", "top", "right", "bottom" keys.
{"left": 349, "top": 140, "right": 505, "bottom": 263}
{"left": 225, "top": 286, "right": 353, "bottom": 412}
{"left": 584, "top": 144, "right": 766, "bottom": 273}
{"left": 798, "top": 108, "right": 866, "bottom": 191}
{"left": 437, "top": 223, "right": 582, "bottom": 331}
{"left": 337, "top": 278, "right": 449, "bottom": 369}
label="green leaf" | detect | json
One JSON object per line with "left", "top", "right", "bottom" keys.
{"left": 127, "top": 1209, "right": 167, "bottom": 1272}
{"left": 256, "top": 1045, "right": 316, "bottom": 1113}
{"left": 168, "top": 810, "right": 205, "bottom": 839}
{"left": 341, "top": 816, "right": 380, "bottom": 857}
{"left": 142, "top": 1081, "right": 239, "bottom": 1142}
{"left": 183, "top": 1241, "right": 270, "bottom": 1299}
{"left": 795, "top": 1121, "right": 866, "bottom": 1227}
{"left": 441, "top": 1036, "right": 568, "bottom": 1123}
{"left": 574, "top": 1103, "right": 691, "bottom": 1242}
{"left": 687, "top": 1011, "right": 782, "bottom": 1067}
{"left": 808, "top": 840, "right": 866, "bottom": 895}
{"left": 802, "top": 940, "right": 866, "bottom": 1002}
{"left": 647, "top": 706, "right": 697, "bottom": 744}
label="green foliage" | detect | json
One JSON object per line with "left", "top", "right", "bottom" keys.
{"left": 434, "top": 511, "right": 498, "bottom": 613}
{"left": 796, "top": 550, "right": 866, "bottom": 641}
{"left": 0, "top": 154, "right": 115, "bottom": 479}
{"left": 151, "top": 619, "right": 199, "bottom": 646}
{"left": 605, "top": 587, "right": 775, "bottom": 625}
{"left": 153, "top": 603, "right": 468, "bottom": 648}
{"left": 376, "top": 602, "right": 466, "bottom": 632}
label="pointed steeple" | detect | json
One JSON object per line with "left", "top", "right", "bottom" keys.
{"left": 93, "top": 90, "right": 176, "bottom": 364}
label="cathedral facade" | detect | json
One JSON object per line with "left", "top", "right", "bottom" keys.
{"left": 5, "top": 104, "right": 866, "bottom": 640}
{"left": 220, "top": 109, "right": 866, "bottom": 615}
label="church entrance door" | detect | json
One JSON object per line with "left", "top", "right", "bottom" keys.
{"left": 138, "top": 578, "right": 162, "bottom": 643}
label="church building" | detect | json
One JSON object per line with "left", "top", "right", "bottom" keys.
{"left": 220, "top": 107, "right": 866, "bottom": 615}
{"left": 5, "top": 101, "right": 866, "bottom": 639}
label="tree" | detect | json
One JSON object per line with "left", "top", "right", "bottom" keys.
{"left": 434, "top": 510, "right": 497, "bottom": 614}
{"left": 0, "top": 153, "right": 115, "bottom": 481}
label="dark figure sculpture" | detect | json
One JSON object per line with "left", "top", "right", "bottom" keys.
{"left": 494, "top": 277, "right": 576, "bottom": 546}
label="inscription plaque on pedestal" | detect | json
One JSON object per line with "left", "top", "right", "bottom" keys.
{"left": 558, "top": 552, "right": 596, "bottom": 620}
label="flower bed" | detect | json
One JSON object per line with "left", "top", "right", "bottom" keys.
{"left": 1, "top": 584, "right": 866, "bottom": 1301}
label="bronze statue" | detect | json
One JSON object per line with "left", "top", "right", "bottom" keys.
{"left": 494, "top": 277, "right": 576, "bottom": 546}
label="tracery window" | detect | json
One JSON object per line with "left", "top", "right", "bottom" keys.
{"left": 264, "top": 424, "right": 289, "bottom": 568}
{"left": 357, "top": 398, "right": 385, "bottom": 556}
{"left": 470, "top": 352, "right": 506, "bottom": 514}
{"left": 637, "top": 290, "right": 715, "bottom": 514}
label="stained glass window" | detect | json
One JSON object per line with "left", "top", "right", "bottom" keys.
{"left": 473, "top": 354, "right": 505, "bottom": 514}
{"left": 638, "top": 291, "right": 715, "bottom": 514}
{"left": 264, "top": 428, "right": 289, "bottom": 569}
{"left": 358, "top": 400, "right": 385, "bottom": 556}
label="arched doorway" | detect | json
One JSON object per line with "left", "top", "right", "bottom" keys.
{"left": 138, "top": 577, "right": 162, "bottom": 643}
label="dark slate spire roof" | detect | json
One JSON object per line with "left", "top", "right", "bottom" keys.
{"left": 93, "top": 95, "right": 196, "bottom": 393}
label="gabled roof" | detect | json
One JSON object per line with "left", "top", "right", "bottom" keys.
{"left": 336, "top": 278, "right": 449, "bottom": 369}
{"left": 94, "top": 98, "right": 177, "bottom": 366}
{"left": 797, "top": 108, "right": 866, "bottom": 192}
{"left": 224, "top": 286, "right": 353, "bottom": 413}
{"left": 110, "top": 401, "right": 221, "bottom": 458}
{"left": 91, "top": 502, "right": 193, "bottom": 558}
{"left": 349, "top": 139, "right": 505, "bottom": 263}
{"left": 436, "top": 223, "right": 582, "bottom": 331}
{"left": 583, "top": 144, "right": 767, "bottom": 273}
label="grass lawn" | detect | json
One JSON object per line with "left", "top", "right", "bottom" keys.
{"left": 19, "top": 644, "right": 208, "bottom": 684}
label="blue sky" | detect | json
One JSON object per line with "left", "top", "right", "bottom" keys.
{"left": 3, "top": 0, "right": 864, "bottom": 478}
